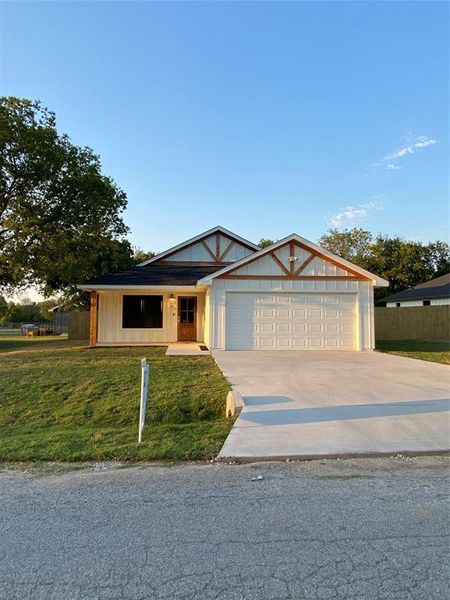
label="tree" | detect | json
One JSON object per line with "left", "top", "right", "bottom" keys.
{"left": 258, "top": 238, "right": 275, "bottom": 249}
{"left": 426, "top": 241, "right": 450, "bottom": 278}
{"left": 319, "top": 227, "right": 450, "bottom": 298}
{"left": 366, "top": 236, "right": 433, "bottom": 294}
{"left": 318, "top": 228, "right": 373, "bottom": 268}
{"left": 0, "top": 295, "right": 7, "bottom": 318}
{"left": 0, "top": 97, "right": 133, "bottom": 300}
{"left": 132, "top": 247, "right": 155, "bottom": 265}
{"left": 0, "top": 301, "right": 45, "bottom": 324}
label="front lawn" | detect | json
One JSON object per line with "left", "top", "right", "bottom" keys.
{"left": 0, "top": 342, "right": 232, "bottom": 462}
{"left": 0, "top": 334, "right": 81, "bottom": 353}
{"left": 376, "top": 340, "right": 450, "bottom": 365}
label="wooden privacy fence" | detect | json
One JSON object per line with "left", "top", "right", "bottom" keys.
{"left": 375, "top": 306, "right": 450, "bottom": 341}
{"left": 68, "top": 311, "right": 90, "bottom": 340}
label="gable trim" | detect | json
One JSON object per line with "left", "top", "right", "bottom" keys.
{"left": 294, "top": 252, "right": 315, "bottom": 276}
{"left": 139, "top": 226, "right": 259, "bottom": 266}
{"left": 218, "top": 275, "right": 366, "bottom": 281}
{"left": 270, "top": 251, "right": 290, "bottom": 275}
{"left": 197, "top": 234, "right": 389, "bottom": 286}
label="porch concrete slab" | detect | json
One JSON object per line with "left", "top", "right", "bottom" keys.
{"left": 165, "top": 342, "right": 210, "bottom": 356}
{"left": 213, "top": 351, "right": 450, "bottom": 460}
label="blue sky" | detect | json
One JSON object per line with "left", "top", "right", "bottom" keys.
{"left": 1, "top": 1, "right": 448, "bottom": 253}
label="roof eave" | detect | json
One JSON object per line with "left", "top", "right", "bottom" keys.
{"left": 78, "top": 284, "right": 203, "bottom": 291}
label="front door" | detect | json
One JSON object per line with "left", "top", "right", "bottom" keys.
{"left": 178, "top": 297, "right": 197, "bottom": 341}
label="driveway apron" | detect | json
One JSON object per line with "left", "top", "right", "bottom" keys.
{"left": 213, "top": 351, "right": 450, "bottom": 460}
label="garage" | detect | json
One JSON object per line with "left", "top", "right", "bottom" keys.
{"left": 225, "top": 292, "right": 356, "bottom": 350}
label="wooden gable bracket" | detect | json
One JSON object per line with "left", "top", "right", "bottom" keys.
{"left": 219, "top": 239, "right": 235, "bottom": 262}
{"left": 215, "top": 232, "right": 221, "bottom": 260}
{"left": 219, "top": 239, "right": 371, "bottom": 281}
{"left": 155, "top": 231, "right": 257, "bottom": 264}
{"left": 201, "top": 240, "right": 220, "bottom": 262}
{"left": 293, "top": 252, "right": 315, "bottom": 276}
{"left": 270, "top": 251, "right": 290, "bottom": 275}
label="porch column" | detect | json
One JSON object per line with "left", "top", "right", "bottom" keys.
{"left": 89, "top": 291, "right": 98, "bottom": 347}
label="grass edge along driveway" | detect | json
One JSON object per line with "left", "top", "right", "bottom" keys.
{"left": 0, "top": 340, "right": 232, "bottom": 462}
{"left": 376, "top": 339, "right": 449, "bottom": 365}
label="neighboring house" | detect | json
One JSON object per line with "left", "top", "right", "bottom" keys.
{"left": 379, "top": 274, "right": 450, "bottom": 307}
{"left": 79, "top": 226, "right": 388, "bottom": 351}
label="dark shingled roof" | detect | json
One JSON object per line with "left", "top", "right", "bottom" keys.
{"left": 85, "top": 263, "right": 228, "bottom": 287}
{"left": 380, "top": 273, "right": 450, "bottom": 303}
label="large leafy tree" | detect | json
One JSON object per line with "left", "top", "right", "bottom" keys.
{"left": 319, "top": 228, "right": 449, "bottom": 297}
{"left": 0, "top": 97, "right": 133, "bottom": 301}
{"left": 318, "top": 228, "right": 374, "bottom": 269}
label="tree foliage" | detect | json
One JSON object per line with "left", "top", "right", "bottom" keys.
{"left": 0, "top": 300, "right": 46, "bottom": 324}
{"left": 258, "top": 238, "right": 275, "bottom": 249}
{"left": 319, "top": 228, "right": 449, "bottom": 296}
{"left": 132, "top": 247, "right": 156, "bottom": 265}
{"left": 0, "top": 97, "right": 133, "bottom": 300}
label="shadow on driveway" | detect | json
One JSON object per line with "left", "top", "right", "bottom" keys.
{"left": 239, "top": 397, "right": 450, "bottom": 427}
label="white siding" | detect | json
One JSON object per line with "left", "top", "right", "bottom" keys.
{"left": 165, "top": 244, "right": 213, "bottom": 262}
{"left": 207, "top": 278, "right": 375, "bottom": 351}
{"left": 165, "top": 234, "right": 254, "bottom": 262}
{"left": 386, "top": 299, "right": 450, "bottom": 307}
{"left": 232, "top": 254, "right": 286, "bottom": 276}
{"left": 302, "top": 256, "right": 354, "bottom": 277}
{"left": 97, "top": 290, "right": 205, "bottom": 345}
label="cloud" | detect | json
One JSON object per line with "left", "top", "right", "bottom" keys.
{"left": 329, "top": 197, "right": 384, "bottom": 228}
{"left": 380, "top": 135, "right": 438, "bottom": 169}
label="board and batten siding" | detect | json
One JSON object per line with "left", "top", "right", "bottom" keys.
{"left": 164, "top": 233, "right": 253, "bottom": 263}
{"left": 97, "top": 290, "right": 205, "bottom": 345}
{"left": 207, "top": 278, "right": 375, "bottom": 351}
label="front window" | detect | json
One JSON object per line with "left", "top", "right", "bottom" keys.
{"left": 122, "top": 295, "right": 163, "bottom": 328}
{"left": 423, "top": 300, "right": 431, "bottom": 306}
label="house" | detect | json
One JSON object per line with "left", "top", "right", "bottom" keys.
{"left": 79, "top": 226, "right": 388, "bottom": 350}
{"left": 379, "top": 273, "right": 450, "bottom": 307}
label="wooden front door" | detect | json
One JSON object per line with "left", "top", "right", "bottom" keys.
{"left": 177, "top": 297, "right": 197, "bottom": 341}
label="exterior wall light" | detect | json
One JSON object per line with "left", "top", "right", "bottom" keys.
{"left": 168, "top": 294, "right": 177, "bottom": 307}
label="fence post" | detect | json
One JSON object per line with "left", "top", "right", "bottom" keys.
{"left": 138, "top": 358, "right": 150, "bottom": 443}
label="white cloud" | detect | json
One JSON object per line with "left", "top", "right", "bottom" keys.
{"left": 329, "top": 197, "right": 384, "bottom": 228}
{"left": 381, "top": 135, "right": 438, "bottom": 169}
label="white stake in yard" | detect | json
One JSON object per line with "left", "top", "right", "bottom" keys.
{"left": 138, "top": 358, "right": 150, "bottom": 443}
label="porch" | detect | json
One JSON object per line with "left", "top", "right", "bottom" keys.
{"left": 90, "top": 289, "right": 207, "bottom": 347}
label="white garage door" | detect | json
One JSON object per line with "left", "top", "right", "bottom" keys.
{"left": 225, "top": 292, "right": 356, "bottom": 350}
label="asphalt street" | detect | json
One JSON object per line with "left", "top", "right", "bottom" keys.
{"left": 1, "top": 456, "right": 449, "bottom": 599}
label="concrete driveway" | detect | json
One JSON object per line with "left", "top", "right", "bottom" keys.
{"left": 213, "top": 351, "right": 450, "bottom": 460}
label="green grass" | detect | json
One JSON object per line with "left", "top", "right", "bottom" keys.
{"left": 376, "top": 340, "right": 450, "bottom": 365}
{"left": 0, "top": 334, "right": 81, "bottom": 353}
{"left": 0, "top": 341, "right": 232, "bottom": 462}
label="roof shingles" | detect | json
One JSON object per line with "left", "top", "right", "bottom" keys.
{"left": 85, "top": 263, "right": 228, "bottom": 287}
{"left": 381, "top": 273, "right": 450, "bottom": 303}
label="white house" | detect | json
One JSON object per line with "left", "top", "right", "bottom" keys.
{"left": 380, "top": 274, "right": 450, "bottom": 307}
{"left": 79, "top": 226, "right": 388, "bottom": 351}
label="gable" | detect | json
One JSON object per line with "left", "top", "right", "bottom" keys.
{"left": 141, "top": 226, "right": 259, "bottom": 266}
{"left": 217, "top": 240, "right": 368, "bottom": 280}
{"left": 163, "top": 232, "right": 254, "bottom": 264}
